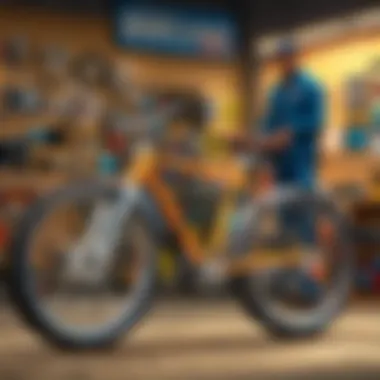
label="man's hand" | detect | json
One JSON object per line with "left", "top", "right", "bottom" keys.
{"left": 227, "top": 132, "right": 257, "bottom": 151}
{"left": 259, "top": 128, "right": 293, "bottom": 152}
{"left": 223, "top": 128, "right": 293, "bottom": 153}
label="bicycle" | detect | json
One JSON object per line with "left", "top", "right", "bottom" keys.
{"left": 6, "top": 102, "right": 353, "bottom": 350}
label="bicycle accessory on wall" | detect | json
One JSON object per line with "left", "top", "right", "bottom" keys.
{"left": 2, "top": 35, "right": 29, "bottom": 67}
{"left": 344, "top": 127, "right": 369, "bottom": 152}
{"left": 39, "top": 45, "right": 68, "bottom": 73}
{"left": 346, "top": 77, "right": 368, "bottom": 109}
{"left": 2, "top": 86, "right": 44, "bottom": 115}
{"left": 98, "top": 151, "right": 120, "bottom": 175}
{"left": 102, "top": 110, "right": 131, "bottom": 157}
{"left": 0, "top": 139, "right": 30, "bottom": 168}
{"left": 27, "top": 127, "right": 66, "bottom": 146}
{"left": 70, "top": 52, "right": 114, "bottom": 87}
{"left": 156, "top": 90, "right": 209, "bottom": 131}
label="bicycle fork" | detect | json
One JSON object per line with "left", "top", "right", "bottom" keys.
{"left": 63, "top": 184, "right": 141, "bottom": 285}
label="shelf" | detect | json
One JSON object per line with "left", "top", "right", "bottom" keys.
{"left": 0, "top": 169, "right": 68, "bottom": 192}
{"left": 320, "top": 153, "right": 379, "bottom": 187}
{"left": 0, "top": 114, "right": 57, "bottom": 140}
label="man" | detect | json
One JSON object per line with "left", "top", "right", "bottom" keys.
{"left": 233, "top": 40, "right": 327, "bottom": 301}
{"left": 235, "top": 39, "right": 325, "bottom": 189}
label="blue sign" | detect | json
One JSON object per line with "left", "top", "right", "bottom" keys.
{"left": 114, "top": 2, "right": 237, "bottom": 60}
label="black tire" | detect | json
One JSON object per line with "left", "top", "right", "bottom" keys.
{"left": 229, "top": 189, "right": 353, "bottom": 339}
{"left": 7, "top": 180, "right": 158, "bottom": 350}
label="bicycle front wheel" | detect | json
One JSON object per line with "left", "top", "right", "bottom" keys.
{"left": 7, "top": 180, "right": 157, "bottom": 350}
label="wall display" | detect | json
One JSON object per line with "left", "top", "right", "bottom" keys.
{"left": 369, "top": 82, "right": 380, "bottom": 99}
{"left": 103, "top": 116, "right": 130, "bottom": 152}
{"left": 0, "top": 140, "right": 30, "bottom": 168}
{"left": 344, "top": 74, "right": 375, "bottom": 152}
{"left": 345, "top": 78, "right": 370, "bottom": 127}
{"left": 70, "top": 52, "right": 114, "bottom": 87}
{"left": 114, "top": 2, "right": 237, "bottom": 60}
{"left": 153, "top": 90, "right": 210, "bottom": 131}
{"left": 27, "top": 127, "right": 66, "bottom": 146}
{"left": 370, "top": 102, "right": 380, "bottom": 130}
{"left": 38, "top": 45, "right": 70, "bottom": 79}
{"left": 64, "top": 84, "right": 107, "bottom": 129}
{"left": 2, "top": 35, "right": 29, "bottom": 67}
{"left": 347, "top": 110, "right": 369, "bottom": 127}
{"left": 346, "top": 77, "right": 369, "bottom": 109}
{"left": 98, "top": 151, "right": 120, "bottom": 175}
{"left": 344, "top": 127, "right": 369, "bottom": 152}
{"left": 105, "top": 130, "right": 129, "bottom": 156}
{"left": 2, "top": 86, "right": 44, "bottom": 115}
{"left": 108, "top": 65, "right": 140, "bottom": 103}
{"left": 342, "top": 63, "right": 380, "bottom": 153}
{"left": 370, "top": 130, "right": 380, "bottom": 155}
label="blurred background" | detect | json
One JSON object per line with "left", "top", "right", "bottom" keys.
{"left": 1, "top": 0, "right": 380, "bottom": 378}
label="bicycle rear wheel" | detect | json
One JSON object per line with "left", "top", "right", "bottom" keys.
{"left": 230, "top": 188, "right": 353, "bottom": 339}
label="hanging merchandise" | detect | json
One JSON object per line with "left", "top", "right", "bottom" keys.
{"left": 70, "top": 52, "right": 114, "bottom": 87}
{"left": 2, "top": 35, "right": 29, "bottom": 67}
{"left": 155, "top": 90, "right": 209, "bottom": 131}
{"left": 344, "top": 127, "right": 369, "bottom": 152}
{"left": 105, "top": 129, "right": 129, "bottom": 156}
{"left": 367, "top": 59, "right": 380, "bottom": 98}
{"left": 38, "top": 45, "right": 69, "bottom": 80}
{"left": 370, "top": 101, "right": 380, "bottom": 129}
{"left": 27, "top": 127, "right": 66, "bottom": 146}
{"left": 2, "top": 86, "right": 44, "bottom": 115}
{"left": 98, "top": 151, "right": 121, "bottom": 175}
{"left": 346, "top": 77, "right": 368, "bottom": 109}
{"left": 0, "top": 139, "right": 30, "bottom": 168}
{"left": 343, "top": 75, "right": 370, "bottom": 153}
{"left": 372, "top": 83, "right": 380, "bottom": 99}
{"left": 370, "top": 131, "right": 380, "bottom": 155}
{"left": 347, "top": 108, "right": 369, "bottom": 127}
{"left": 27, "top": 128, "right": 52, "bottom": 144}
{"left": 109, "top": 64, "right": 135, "bottom": 97}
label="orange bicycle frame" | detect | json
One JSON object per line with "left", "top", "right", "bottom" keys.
{"left": 122, "top": 144, "right": 301, "bottom": 276}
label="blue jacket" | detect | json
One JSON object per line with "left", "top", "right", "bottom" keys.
{"left": 263, "top": 70, "right": 325, "bottom": 188}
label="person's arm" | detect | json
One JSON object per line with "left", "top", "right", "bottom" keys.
{"left": 255, "top": 128, "right": 293, "bottom": 151}
{"left": 229, "top": 87, "right": 289, "bottom": 151}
